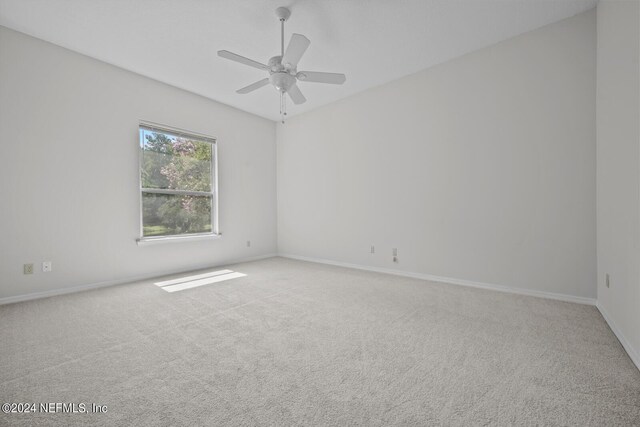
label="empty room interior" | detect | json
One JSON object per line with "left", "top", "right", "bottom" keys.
{"left": 1, "top": 0, "right": 640, "bottom": 425}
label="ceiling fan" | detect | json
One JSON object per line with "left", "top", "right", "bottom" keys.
{"left": 218, "top": 7, "right": 346, "bottom": 123}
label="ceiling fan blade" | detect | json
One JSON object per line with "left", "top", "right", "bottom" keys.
{"left": 236, "top": 78, "right": 270, "bottom": 94}
{"left": 218, "top": 50, "right": 267, "bottom": 70}
{"left": 287, "top": 84, "right": 306, "bottom": 105}
{"left": 281, "top": 34, "right": 310, "bottom": 68}
{"left": 297, "top": 71, "right": 346, "bottom": 85}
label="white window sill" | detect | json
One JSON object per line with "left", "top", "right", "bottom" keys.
{"left": 136, "top": 233, "right": 222, "bottom": 246}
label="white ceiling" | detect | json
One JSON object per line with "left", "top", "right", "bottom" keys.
{"left": 0, "top": 0, "right": 597, "bottom": 121}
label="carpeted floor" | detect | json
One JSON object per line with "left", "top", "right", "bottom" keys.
{"left": 1, "top": 257, "right": 639, "bottom": 426}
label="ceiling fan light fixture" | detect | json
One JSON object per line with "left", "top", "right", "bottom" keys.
{"left": 217, "top": 6, "right": 346, "bottom": 123}
{"left": 270, "top": 72, "right": 296, "bottom": 92}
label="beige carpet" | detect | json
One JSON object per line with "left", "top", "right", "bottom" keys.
{"left": 1, "top": 257, "right": 639, "bottom": 426}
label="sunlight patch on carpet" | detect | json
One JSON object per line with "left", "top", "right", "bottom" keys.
{"left": 155, "top": 270, "right": 246, "bottom": 293}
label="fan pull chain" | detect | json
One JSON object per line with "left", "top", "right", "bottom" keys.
{"left": 280, "top": 91, "right": 287, "bottom": 124}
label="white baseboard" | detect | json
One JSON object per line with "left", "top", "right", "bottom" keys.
{"left": 278, "top": 253, "right": 597, "bottom": 306}
{"left": 596, "top": 302, "right": 640, "bottom": 371}
{"left": 1, "top": 250, "right": 597, "bottom": 307}
{"left": 0, "top": 253, "right": 278, "bottom": 306}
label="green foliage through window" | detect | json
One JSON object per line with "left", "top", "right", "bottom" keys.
{"left": 139, "top": 126, "right": 215, "bottom": 237}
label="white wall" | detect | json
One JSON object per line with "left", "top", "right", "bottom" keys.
{"left": 596, "top": 0, "right": 640, "bottom": 367}
{"left": 277, "top": 10, "right": 596, "bottom": 301}
{"left": 0, "top": 26, "right": 277, "bottom": 300}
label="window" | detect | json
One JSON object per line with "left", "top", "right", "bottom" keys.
{"left": 138, "top": 122, "right": 218, "bottom": 241}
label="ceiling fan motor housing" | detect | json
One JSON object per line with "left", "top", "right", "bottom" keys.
{"left": 268, "top": 56, "right": 285, "bottom": 72}
{"left": 268, "top": 55, "right": 297, "bottom": 92}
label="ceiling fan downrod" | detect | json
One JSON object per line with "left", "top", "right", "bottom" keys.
{"left": 276, "top": 7, "right": 290, "bottom": 123}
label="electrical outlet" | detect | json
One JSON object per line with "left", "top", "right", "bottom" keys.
{"left": 393, "top": 256, "right": 399, "bottom": 263}
{"left": 370, "top": 245, "right": 375, "bottom": 254}
{"left": 246, "top": 240, "right": 251, "bottom": 248}
{"left": 42, "top": 261, "right": 52, "bottom": 273}
{"left": 606, "top": 273, "right": 610, "bottom": 288}
{"left": 392, "top": 248, "right": 398, "bottom": 256}
{"left": 23, "top": 263, "right": 34, "bottom": 275}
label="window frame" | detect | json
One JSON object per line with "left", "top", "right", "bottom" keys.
{"left": 136, "top": 121, "right": 219, "bottom": 244}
